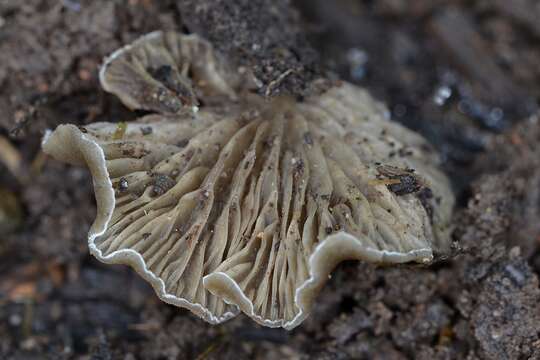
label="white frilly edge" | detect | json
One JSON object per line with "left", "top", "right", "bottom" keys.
{"left": 42, "top": 125, "right": 433, "bottom": 330}
{"left": 42, "top": 125, "right": 239, "bottom": 325}
{"left": 203, "top": 233, "right": 431, "bottom": 330}
{"left": 98, "top": 30, "right": 200, "bottom": 114}
{"left": 98, "top": 31, "right": 164, "bottom": 94}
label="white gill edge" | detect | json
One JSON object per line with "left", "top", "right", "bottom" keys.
{"left": 42, "top": 125, "right": 239, "bottom": 324}
{"left": 98, "top": 30, "right": 164, "bottom": 93}
{"left": 203, "top": 233, "right": 431, "bottom": 330}
{"left": 42, "top": 124, "right": 433, "bottom": 329}
{"left": 98, "top": 30, "right": 200, "bottom": 115}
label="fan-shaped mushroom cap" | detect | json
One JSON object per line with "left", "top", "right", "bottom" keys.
{"left": 42, "top": 32, "right": 454, "bottom": 329}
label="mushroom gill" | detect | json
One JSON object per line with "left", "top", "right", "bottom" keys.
{"left": 42, "top": 31, "right": 454, "bottom": 330}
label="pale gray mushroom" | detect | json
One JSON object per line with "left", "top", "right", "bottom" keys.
{"left": 42, "top": 31, "right": 454, "bottom": 330}
{"left": 99, "top": 31, "right": 243, "bottom": 114}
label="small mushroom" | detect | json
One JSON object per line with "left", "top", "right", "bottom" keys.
{"left": 99, "top": 31, "right": 242, "bottom": 114}
{"left": 42, "top": 31, "right": 454, "bottom": 329}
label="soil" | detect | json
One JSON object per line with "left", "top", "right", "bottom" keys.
{"left": 1, "top": 1, "right": 539, "bottom": 359}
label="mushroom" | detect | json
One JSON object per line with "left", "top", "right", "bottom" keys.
{"left": 42, "top": 31, "right": 454, "bottom": 329}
